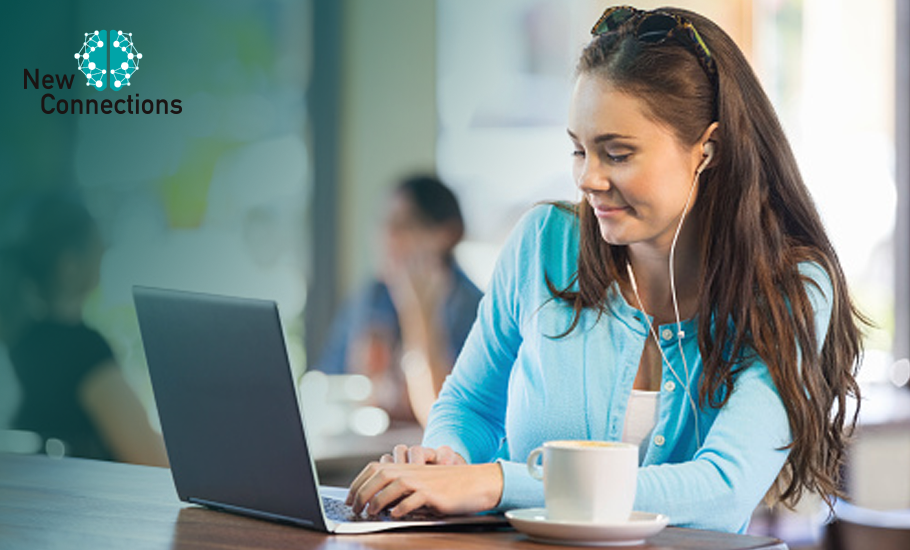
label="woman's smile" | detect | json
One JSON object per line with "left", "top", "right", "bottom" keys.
{"left": 590, "top": 202, "right": 632, "bottom": 219}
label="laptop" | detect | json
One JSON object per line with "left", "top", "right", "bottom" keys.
{"left": 133, "top": 286, "right": 504, "bottom": 534}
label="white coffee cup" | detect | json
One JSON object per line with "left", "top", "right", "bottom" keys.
{"left": 527, "top": 440, "right": 638, "bottom": 523}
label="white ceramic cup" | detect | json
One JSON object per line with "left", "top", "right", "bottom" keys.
{"left": 526, "top": 440, "right": 638, "bottom": 523}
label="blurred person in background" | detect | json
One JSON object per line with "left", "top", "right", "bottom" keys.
{"left": 1, "top": 195, "right": 167, "bottom": 466}
{"left": 0, "top": 255, "right": 22, "bottom": 429}
{"left": 313, "top": 175, "right": 482, "bottom": 426}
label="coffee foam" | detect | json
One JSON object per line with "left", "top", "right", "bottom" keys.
{"left": 546, "top": 440, "right": 635, "bottom": 450}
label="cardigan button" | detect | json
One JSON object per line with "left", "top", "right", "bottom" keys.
{"left": 664, "top": 381, "right": 676, "bottom": 392}
{"left": 661, "top": 328, "right": 674, "bottom": 341}
{"left": 654, "top": 434, "right": 666, "bottom": 446}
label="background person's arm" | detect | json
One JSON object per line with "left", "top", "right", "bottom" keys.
{"left": 79, "top": 361, "right": 169, "bottom": 467}
{"left": 387, "top": 251, "right": 456, "bottom": 426}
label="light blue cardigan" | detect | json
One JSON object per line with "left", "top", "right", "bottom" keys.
{"left": 422, "top": 204, "right": 833, "bottom": 533}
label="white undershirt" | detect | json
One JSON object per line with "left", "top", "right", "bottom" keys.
{"left": 622, "top": 389, "right": 660, "bottom": 463}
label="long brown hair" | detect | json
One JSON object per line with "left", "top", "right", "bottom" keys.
{"left": 551, "top": 7, "right": 865, "bottom": 509}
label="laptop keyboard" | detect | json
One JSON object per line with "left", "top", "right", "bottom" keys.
{"left": 321, "top": 495, "right": 439, "bottom": 523}
{"left": 323, "top": 495, "right": 380, "bottom": 522}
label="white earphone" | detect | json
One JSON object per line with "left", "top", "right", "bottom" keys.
{"left": 696, "top": 141, "right": 715, "bottom": 175}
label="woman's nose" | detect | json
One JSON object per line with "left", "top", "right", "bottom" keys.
{"left": 576, "top": 158, "right": 610, "bottom": 194}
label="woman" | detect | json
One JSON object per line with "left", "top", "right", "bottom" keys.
{"left": 5, "top": 196, "right": 168, "bottom": 466}
{"left": 345, "top": 6, "right": 864, "bottom": 533}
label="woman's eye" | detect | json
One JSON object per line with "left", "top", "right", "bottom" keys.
{"left": 571, "top": 149, "right": 585, "bottom": 158}
{"left": 606, "top": 152, "right": 630, "bottom": 163}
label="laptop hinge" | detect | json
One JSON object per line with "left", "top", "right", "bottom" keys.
{"left": 188, "top": 497, "right": 324, "bottom": 530}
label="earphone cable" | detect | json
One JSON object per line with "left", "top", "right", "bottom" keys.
{"left": 626, "top": 263, "right": 702, "bottom": 449}
{"left": 669, "top": 171, "right": 700, "bottom": 398}
{"left": 624, "top": 168, "right": 704, "bottom": 449}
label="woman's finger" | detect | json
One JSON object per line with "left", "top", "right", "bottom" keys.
{"left": 407, "top": 445, "right": 435, "bottom": 464}
{"left": 346, "top": 461, "right": 381, "bottom": 506}
{"left": 392, "top": 444, "right": 409, "bottom": 463}
{"left": 390, "top": 490, "right": 430, "bottom": 518}
{"left": 349, "top": 469, "right": 387, "bottom": 514}
{"left": 358, "top": 467, "right": 407, "bottom": 515}
{"left": 435, "top": 445, "right": 466, "bottom": 465}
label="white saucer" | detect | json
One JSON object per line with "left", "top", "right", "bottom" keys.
{"left": 505, "top": 508, "right": 669, "bottom": 546}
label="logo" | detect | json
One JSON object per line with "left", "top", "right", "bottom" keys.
{"left": 23, "top": 29, "right": 181, "bottom": 115}
{"left": 75, "top": 30, "right": 142, "bottom": 91}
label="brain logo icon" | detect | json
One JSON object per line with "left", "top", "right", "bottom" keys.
{"left": 75, "top": 30, "right": 142, "bottom": 91}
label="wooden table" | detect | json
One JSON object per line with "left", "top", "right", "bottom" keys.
{"left": 0, "top": 453, "right": 787, "bottom": 549}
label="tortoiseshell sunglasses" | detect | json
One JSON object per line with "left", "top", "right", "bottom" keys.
{"left": 591, "top": 5, "right": 717, "bottom": 83}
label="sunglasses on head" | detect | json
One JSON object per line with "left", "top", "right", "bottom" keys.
{"left": 591, "top": 5, "right": 716, "bottom": 83}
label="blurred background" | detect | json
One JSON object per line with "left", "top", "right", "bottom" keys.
{"left": 0, "top": 1, "right": 908, "bottom": 547}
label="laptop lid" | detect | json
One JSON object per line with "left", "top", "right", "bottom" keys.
{"left": 134, "top": 286, "right": 505, "bottom": 534}
{"left": 134, "top": 286, "right": 328, "bottom": 531}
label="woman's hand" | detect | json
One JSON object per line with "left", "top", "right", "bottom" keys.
{"left": 345, "top": 445, "right": 503, "bottom": 518}
{"left": 381, "top": 444, "right": 465, "bottom": 466}
{"left": 383, "top": 247, "right": 451, "bottom": 327}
